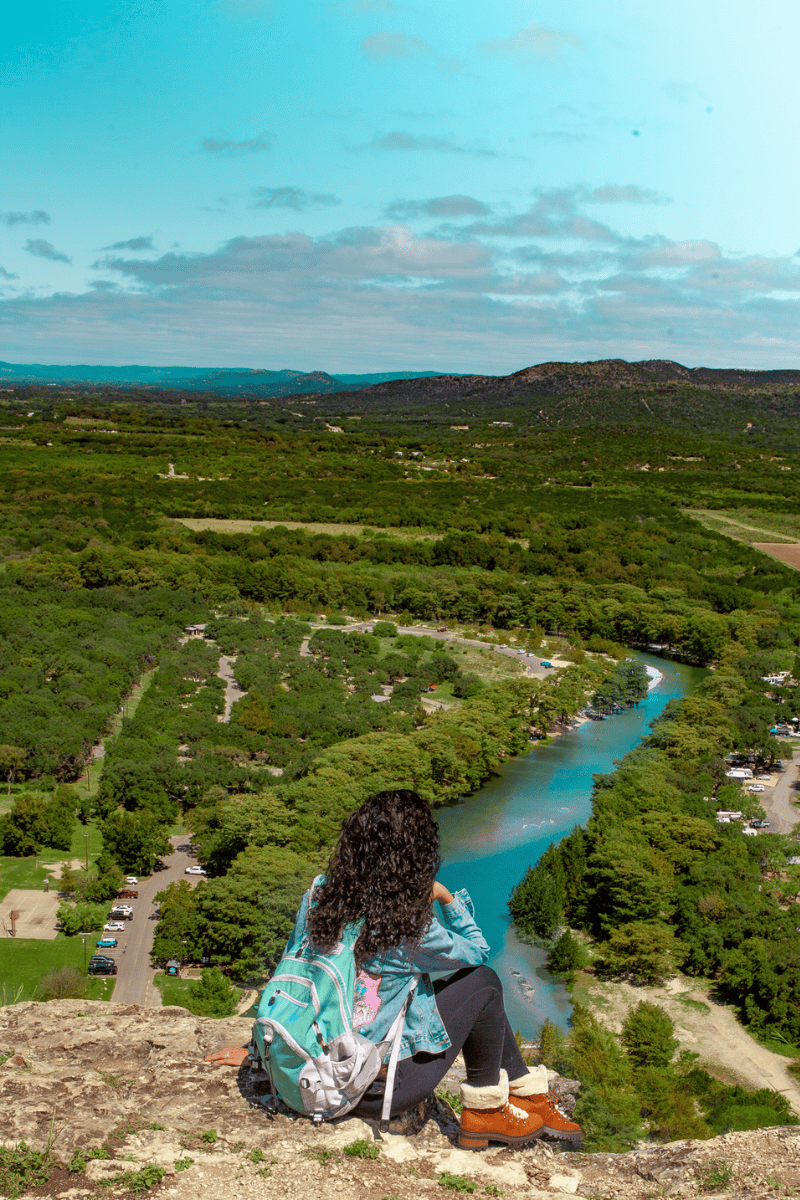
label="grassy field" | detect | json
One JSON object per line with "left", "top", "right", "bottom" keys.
{"left": 152, "top": 971, "right": 244, "bottom": 1013}
{"left": 174, "top": 517, "right": 444, "bottom": 540}
{"left": 152, "top": 972, "right": 201, "bottom": 1010}
{"left": 687, "top": 508, "right": 800, "bottom": 545}
{"left": 0, "top": 934, "right": 116, "bottom": 1003}
{"left": 0, "top": 856, "right": 51, "bottom": 901}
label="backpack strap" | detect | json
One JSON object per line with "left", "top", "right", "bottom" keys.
{"left": 379, "top": 975, "right": 420, "bottom": 1133}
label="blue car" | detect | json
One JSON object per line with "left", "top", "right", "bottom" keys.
{"left": 96, "top": 937, "right": 118, "bottom": 948}
{"left": 540, "top": 661, "right": 554, "bottom": 668}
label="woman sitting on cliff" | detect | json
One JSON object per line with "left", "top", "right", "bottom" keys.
{"left": 302, "top": 788, "right": 581, "bottom": 1149}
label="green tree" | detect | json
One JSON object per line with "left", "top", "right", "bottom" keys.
{"left": 0, "top": 744, "right": 25, "bottom": 797}
{"left": 57, "top": 900, "right": 108, "bottom": 935}
{"left": 191, "top": 966, "right": 239, "bottom": 1017}
{"left": 596, "top": 922, "right": 681, "bottom": 985}
{"left": 508, "top": 862, "right": 564, "bottom": 940}
{"left": 567, "top": 1004, "right": 644, "bottom": 1152}
{"left": 100, "top": 809, "right": 172, "bottom": 875}
{"left": 152, "top": 880, "right": 201, "bottom": 963}
{"left": 621, "top": 1001, "right": 679, "bottom": 1069}
{"left": 42, "top": 784, "right": 77, "bottom": 851}
{"left": 0, "top": 794, "right": 48, "bottom": 855}
{"left": 548, "top": 929, "right": 587, "bottom": 983}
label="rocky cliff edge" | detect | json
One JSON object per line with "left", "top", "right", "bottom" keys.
{"left": 2, "top": 1001, "right": 799, "bottom": 1200}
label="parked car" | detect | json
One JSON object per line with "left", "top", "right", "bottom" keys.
{"left": 118, "top": 888, "right": 139, "bottom": 899}
{"left": 96, "top": 938, "right": 118, "bottom": 948}
{"left": 748, "top": 784, "right": 765, "bottom": 793}
{"left": 88, "top": 961, "right": 117, "bottom": 975}
{"left": 751, "top": 819, "right": 770, "bottom": 829}
{"left": 109, "top": 910, "right": 133, "bottom": 921}
{"left": 756, "top": 774, "right": 772, "bottom": 781}
{"left": 110, "top": 904, "right": 133, "bottom": 914}
{"left": 540, "top": 661, "right": 554, "bottom": 668}
{"left": 185, "top": 865, "right": 207, "bottom": 875}
{"left": 104, "top": 922, "right": 126, "bottom": 932}
{"left": 125, "top": 876, "right": 139, "bottom": 884}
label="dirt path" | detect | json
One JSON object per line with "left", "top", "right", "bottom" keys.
{"left": 585, "top": 973, "right": 800, "bottom": 1115}
{"left": 688, "top": 510, "right": 798, "bottom": 542}
{"left": 217, "top": 653, "right": 245, "bottom": 722}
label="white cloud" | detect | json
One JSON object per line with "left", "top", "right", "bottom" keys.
{"left": 478, "top": 24, "right": 582, "bottom": 61}
{"left": 2, "top": 210, "right": 50, "bottom": 227}
{"left": 386, "top": 196, "right": 491, "bottom": 219}
{"left": 24, "top": 239, "right": 71, "bottom": 263}
{"left": 102, "top": 236, "right": 155, "bottom": 251}
{"left": 5, "top": 199, "right": 800, "bottom": 371}
{"left": 588, "top": 185, "right": 671, "bottom": 205}
{"left": 360, "top": 31, "right": 431, "bottom": 60}
{"left": 215, "top": 0, "right": 272, "bottom": 17}
{"left": 333, "top": 0, "right": 405, "bottom": 13}
{"left": 369, "top": 131, "right": 497, "bottom": 156}
{"left": 202, "top": 133, "right": 274, "bottom": 156}
{"left": 251, "top": 187, "right": 340, "bottom": 211}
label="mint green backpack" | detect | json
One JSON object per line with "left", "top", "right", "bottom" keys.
{"left": 250, "top": 882, "right": 416, "bottom": 1128}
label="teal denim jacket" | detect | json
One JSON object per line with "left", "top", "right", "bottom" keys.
{"left": 284, "top": 886, "right": 490, "bottom": 1062}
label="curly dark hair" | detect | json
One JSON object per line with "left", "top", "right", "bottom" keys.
{"left": 308, "top": 789, "right": 441, "bottom": 964}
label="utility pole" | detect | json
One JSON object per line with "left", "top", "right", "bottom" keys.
{"left": 84, "top": 831, "right": 89, "bottom": 872}
{"left": 82, "top": 936, "right": 87, "bottom": 971}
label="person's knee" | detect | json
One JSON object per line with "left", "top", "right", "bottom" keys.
{"left": 470, "top": 965, "right": 503, "bottom": 996}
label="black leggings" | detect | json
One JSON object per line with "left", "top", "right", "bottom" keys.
{"left": 356, "top": 966, "right": 528, "bottom": 1118}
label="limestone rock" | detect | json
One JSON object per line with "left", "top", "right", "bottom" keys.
{"left": 3, "top": 1001, "right": 800, "bottom": 1200}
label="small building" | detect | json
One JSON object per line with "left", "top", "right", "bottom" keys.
{"left": 184, "top": 624, "right": 207, "bottom": 637}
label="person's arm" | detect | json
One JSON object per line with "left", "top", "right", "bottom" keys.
{"left": 384, "top": 882, "right": 490, "bottom": 975}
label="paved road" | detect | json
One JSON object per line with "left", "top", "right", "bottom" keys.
{"left": 110, "top": 836, "right": 199, "bottom": 1007}
{"left": 760, "top": 745, "right": 800, "bottom": 834}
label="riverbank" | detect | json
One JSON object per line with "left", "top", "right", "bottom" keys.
{"left": 574, "top": 969, "right": 800, "bottom": 1117}
{"left": 545, "top": 661, "right": 664, "bottom": 743}
{"left": 437, "top": 653, "right": 704, "bottom": 1038}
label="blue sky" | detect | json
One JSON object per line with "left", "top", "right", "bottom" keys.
{"left": 2, "top": 0, "right": 799, "bottom": 371}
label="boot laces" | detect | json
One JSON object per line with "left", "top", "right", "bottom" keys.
{"left": 506, "top": 1102, "right": 529, "bottom": 1123}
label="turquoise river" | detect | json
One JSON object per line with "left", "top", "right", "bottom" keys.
{"left": 435, "top": 653, "right": 705, "bottom": 1039}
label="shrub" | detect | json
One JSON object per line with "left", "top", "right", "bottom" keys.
{"left": 38, "top": 967, "right": 87, "bottom": 1001}
{"left": 621, "top": 1001, "right": 679, "bottom": 1070}
{"left": 343, "top": 1139, "right": 380, "bottom": 1160}
{"left": 548, "top": 929, "right": 587, "bottom": 982}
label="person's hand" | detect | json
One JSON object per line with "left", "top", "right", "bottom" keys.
{"left": 431, "top": 880, "right": 454, "bottom": 905}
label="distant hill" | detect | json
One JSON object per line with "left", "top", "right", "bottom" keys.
{"left": 317, "top": 359, "right": 800, "bottom": 411}
{"left": 3, "top": 357, "right": 799, "bottom": 399}
{"left": 0, "top": 362, "right": 451, "bottom": 395}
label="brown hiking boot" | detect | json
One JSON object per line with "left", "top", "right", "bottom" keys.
{"left": 510, "top": 1090, "right": 582, "bottom": 1142}
{"left": 458, "top": 1070, "right": 545, "bottom": 1151}
{"left": 459, "top": 1101, "right": 545, "bottom": 1151}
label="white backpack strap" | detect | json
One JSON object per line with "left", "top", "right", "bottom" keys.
{"left": 380, "top": 975, "right": 420, "bottom": 1132}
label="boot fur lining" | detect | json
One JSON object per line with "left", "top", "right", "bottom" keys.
{"left": 460, "top": 1068, "right": 509, "bottom": 1110}
{"left": 508, "top": 1065, "right": 549, "bottom": 1096}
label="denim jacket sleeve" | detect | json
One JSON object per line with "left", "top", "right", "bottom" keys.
{"left": 358, "top": 888, "right": 490, "bottom": 1057}
{"left": 378, "top": 888, "right": 490, "bottom": 977}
